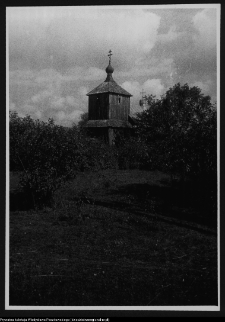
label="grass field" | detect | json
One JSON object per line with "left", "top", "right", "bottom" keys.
{"left": 9, "top": 169, "right": 218, "bottom": 306}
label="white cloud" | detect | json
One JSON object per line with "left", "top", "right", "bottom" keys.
{"left": 157, "top": 25, "right": 182, "bottom": 43}
{"left": 66, "top": 96, "right": 76, "bottom": 106}
{"left": 59, "top": 8, "right": 161, "bottom": 56}
{"left": 83, "top": 68, "right": 105, "bottom": 82}
{"left": 52, "top": 97, "right": 66, "bottom": 109}
{"left": 68, "top": 110, "right": 84, "bottom": 122}
{"left": 117, "top": 58, "right": 174, "bottom": 81}
{"left": 122, "top": 78, "right": 165, "bottom": 114}
{"left": 122, "top": 81, "right": 141, "bottom": 98}
{"left": 34, "top": 69, "right": 62, "bottom": 86}
{"left": 16, "top": 79, "right": 88, "bottom": 125}
{"left": 122, "top": 78, "right": 165, "bottom": 100}
{"left": 54, "top": 110, "right": 84, "bottom": 126}
{"left": 9, "top": 69, "right": 36, "bottom": 87}
{"left": 35, "top": 110, "right": 42, "bottom": 119}
{"left": 191, "top": 80, "right": 213, "bottom": 96}
{"left": 30, "top": 90, "right": 74, "bottom": 112}
{"left": 192, "top": 8, "right": 217, "bottom": 49}
{"left": 8, "top": 7, "right": 161, "bottom": 71}
{"left": 9, "top": 101, "right": 16, "bottom": 111}
{"left": 143, "top": 79, "right": 165, "bottom": 98}
{"left": 21, "top": 104, "right": 36, "bottom": 114}
{"left": 56, "top": 111, "right": 66, "bottom": 121}
{"left": 31, "top": 90, "right": 52, "bottom": 104}
{"left": 78, "top": 86, "right": 88, "bottom": 97}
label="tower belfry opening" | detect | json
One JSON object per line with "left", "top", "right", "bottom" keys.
{"left": 85, "top": 51, "right": 134, "bottom": 145}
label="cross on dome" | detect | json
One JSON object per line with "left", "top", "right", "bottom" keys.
{"left": 105, "top": 50, "right": 114, "bottom": 77}
{"left": 108, "top": 50, "right": 113, "bottom": 63}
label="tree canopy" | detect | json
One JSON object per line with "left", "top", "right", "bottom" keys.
{"left": 135, "top": 83, "right": 217, "bottom": 178}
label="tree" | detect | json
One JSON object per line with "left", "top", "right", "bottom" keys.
{"left": 78, "top": 112, "right": 89, "bottom": 128}
{"left": 135, "top": 83, "right": 217, "bottom": 178}
{"left": 135, "top": 83, "right": 217, "bottom": 223}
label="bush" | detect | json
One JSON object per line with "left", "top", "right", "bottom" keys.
{"left": 116, "top": 137, "right": 152, "bottom": 170}
{"left": 75, "top": 137, "right": 118, "bottom": 171}
{"left": 10, "top": 113, "right": 82, "bottom": 208}
{"left": 10, "top": 113, "right": 119, "bottom": 208}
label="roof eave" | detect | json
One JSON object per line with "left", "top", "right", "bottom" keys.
{"left": 86, "top": 91, "right": 132, "bottom": 97}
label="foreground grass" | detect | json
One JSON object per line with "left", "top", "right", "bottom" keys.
{"left": 9, "top": 170, "right": 218, "bottom": 306}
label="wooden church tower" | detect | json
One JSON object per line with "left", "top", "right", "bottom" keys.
{"left": 85, "top": 50, "right": 133, "bottom": 145}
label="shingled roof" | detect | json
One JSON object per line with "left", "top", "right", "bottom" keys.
{"left": 86, "top": 78, "right": 132, "bottom": 97}
{"left": 86, "top": 61, "right": 132, "bottom": 97}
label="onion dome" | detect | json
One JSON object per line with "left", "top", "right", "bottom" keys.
{"left": 86, "top": 50, "right": 132, "bottom": 97}
{"left": 105, "top": 63, "right": 114, "bottom": 74}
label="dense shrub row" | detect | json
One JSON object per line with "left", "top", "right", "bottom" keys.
{"left": 10, "top": 112, "right": 118, "bottom": 208}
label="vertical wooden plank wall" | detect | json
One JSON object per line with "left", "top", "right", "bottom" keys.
{"left": 88, "top": 93, "right": 130, "bottom": 121}
{"left": 109, "top": 94, "right": 130, "bottom": 121}
{"left": 88, "top": 94, "right": 109, "bottom": 120}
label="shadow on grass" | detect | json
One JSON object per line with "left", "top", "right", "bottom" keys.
{"left": 10, "top": 190, "right": 34, "bottom": 211}
{"left": 70, "top": 180, "right": 217, "bottom": 232}
{"left": 110, "top": 181, "right": 217, "bottom": 228}
{"left": 10, "top": 170, "right": 217, "bottom": 231}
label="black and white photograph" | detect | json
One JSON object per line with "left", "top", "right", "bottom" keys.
{"left": 6, "top": 4, "right": 220, "bottom": 310}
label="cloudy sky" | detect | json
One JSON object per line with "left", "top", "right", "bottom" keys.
{"left": 7, "top": 5, "right": 220, "bottom": 126}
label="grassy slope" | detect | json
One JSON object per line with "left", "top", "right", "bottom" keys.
{"left": 9, "top": 170, "right": 218, "bottom": 306}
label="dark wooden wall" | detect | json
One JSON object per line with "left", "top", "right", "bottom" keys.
{"left": 88, "top": 94, "right": 109, "bottom": 120}
{"left": 109, "top": 94, "right": 130, "bottom": 121}
{"left": 88, "top": 93, "right": 130, "bottom": 121}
